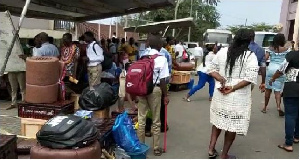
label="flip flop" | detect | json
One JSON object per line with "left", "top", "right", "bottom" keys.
{"left": 208, "top": 149, "right": 218, "bottom": 159}
{"left": 261, "top": 110, "right": 267, "bottom": 114}
{"left": 154, "top": 148, "right": 163, "bottom": 156}
{"left": 278, "top": 144, "right": 293, "bottom": 152}
{"left": 294, "top": 139, "right": 299, "bottom": 143}
{"left": 226, "top": 155, "right": 237, "bottom": 159}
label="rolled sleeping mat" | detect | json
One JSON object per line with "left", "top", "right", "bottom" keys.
{"left": 30, "top": 141, "right": 102, "bottom": 159}
{"left": 25, "top": 83, "right": 58, "bottom": 104}
{"left": 26, "top": 56, "right": 60, "bottom": 86}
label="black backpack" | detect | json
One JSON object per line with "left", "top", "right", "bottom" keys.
{"left": 93, "top": 43, "right": 113, "bottom": 71}
{"left": 36, "top": 114, "right": 98, "bottom": 149}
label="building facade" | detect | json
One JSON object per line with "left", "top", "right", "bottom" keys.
{"left": 279, "top": 0, "right": 298, "bottom": 42}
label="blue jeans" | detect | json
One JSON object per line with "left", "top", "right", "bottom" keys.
{"left": 188, "top": 71, "right": 215, "bottom": 98}
{"left": 283, "top": 97, "right": 299, "bottom": 146}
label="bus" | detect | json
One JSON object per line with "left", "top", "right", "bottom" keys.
{"left": 203, "top": 29, "right": 233, "bottom": 47}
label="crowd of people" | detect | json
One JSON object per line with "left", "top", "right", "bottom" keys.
{"left": 4, "top": 28, "right": 299, "bottom": 158}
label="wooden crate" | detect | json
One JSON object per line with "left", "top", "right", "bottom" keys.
{"left": 20, "top": 118, "right": 47, "bottom": 139}
{"left": 70, "top": 94, "right": 80, "bottom": 110}
{"left": 171, "top": 71, "right": 191, "bottom": 84}
{"left": 93, "top": 108, "right": 110, "bottom": 119}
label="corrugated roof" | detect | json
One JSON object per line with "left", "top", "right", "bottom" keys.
{"left": 0, "top": 0, "right": 175, "bottom": 21}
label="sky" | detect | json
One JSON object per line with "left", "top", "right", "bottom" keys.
{"left": 90, "top": 0, "right": 283, "bottom": 28}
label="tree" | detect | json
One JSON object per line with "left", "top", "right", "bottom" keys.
{"left": 138, "top": 0, "right": 220, "bottom": 42}
{"left": 227, "top": 23, "right": 276, "bottom": 35}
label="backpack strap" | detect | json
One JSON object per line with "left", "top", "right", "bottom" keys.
{"left": 92, "top": 43, "right": 98, "bottom": 55}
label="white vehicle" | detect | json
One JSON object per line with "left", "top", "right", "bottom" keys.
{"left": 254, "top": 31, "right": 277, "bottom": 48}
{"left": 254, "top": 32, "right": 277, "bottom": 64}
{"left": 203, "top": 29, "right": 233, "bottom": 47}
{"left": 183, "top": 42, "right": 200, "bottom": 60}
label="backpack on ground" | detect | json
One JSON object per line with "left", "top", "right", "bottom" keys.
{"left": 36, "top": 114, "right": 98, "bottom": 149}
{"left": 93, "top": 43, "right": 113, "bottom": 71}
{"left": 125, "top": 54, "right": 160, "bottom": 96}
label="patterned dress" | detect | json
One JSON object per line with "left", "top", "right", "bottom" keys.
{"left": 265, "top": 49, "right": 289, "bottom": 91}
{"left": 207, "top": 48, "right": 259, "bottom": 135}
{"left": 60, "top": 44, "right": 80, "bottom": 76}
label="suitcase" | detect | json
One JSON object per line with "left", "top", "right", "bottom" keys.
{"left": 0, "top": 135, "right": 17, "bottom": 159}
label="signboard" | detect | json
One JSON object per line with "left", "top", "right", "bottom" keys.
{"left": 0, "top": 11, "right": 26, "bottom": 72}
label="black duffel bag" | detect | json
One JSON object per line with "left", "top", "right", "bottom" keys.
{"left": 36, "top": 114, "right": 98, "bottom": 149}
{"left": 79, "top": 82, "right": 118, "bottom": 111}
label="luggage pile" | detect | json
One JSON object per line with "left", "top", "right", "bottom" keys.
{"left": 15, "top": 57, "right": 75, "bottom": 158}
{"left": 31, "top": 114, "right": 101, "bottom": 159}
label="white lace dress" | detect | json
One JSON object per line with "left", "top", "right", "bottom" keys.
{"left": 207, "top": 48, "right": 259, "bottom": 135}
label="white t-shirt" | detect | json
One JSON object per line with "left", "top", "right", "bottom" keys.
{"left": 175, "top": 44, "right": 184, "bottom": 58}
{"left": 197, "top": 52, "right": 216, "bottom": 73}
{"left": 143, "top": 49, "right": 170, "bottom": 84}
{"left": 86, "top": 41, "right": 104, "bottom": 67}
{"left": 194, "top": 47, "right": 203, "bottom": 57}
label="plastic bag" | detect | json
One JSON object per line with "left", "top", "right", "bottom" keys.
{"left": 74, "top": 110, "right": 93, "bottom": 119}
{"left": 112, "top": 112, "right": 142, "bottom": 153}
{"left": 79, "top": 82, "right": 118, "bottom": 111}
{"left": 114, "top": 146, "right": 131, "bottom": 159}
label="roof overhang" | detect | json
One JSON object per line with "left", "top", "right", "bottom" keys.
{"left": 124, "top": 17, "right": 194, "bottom": 33}
{"left": 0, "top": 0, "right": 175, "bottom": 22}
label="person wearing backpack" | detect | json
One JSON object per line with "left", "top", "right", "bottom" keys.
{"left": 126, "top": 34, "right": 169, "bottom": 156}
{"left": 83, "top": 31, "right": 104, "bottom": 89}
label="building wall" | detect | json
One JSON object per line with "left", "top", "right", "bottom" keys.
{"left": 11, "top": 16, "right": 72, "bottom": 39}
{"left": 77, "top": 22, "right": 139, "bottom": 41}
{"left": 279, "top": 0, "right": 298, "bottom": 39}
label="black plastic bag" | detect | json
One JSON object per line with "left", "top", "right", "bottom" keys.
{"left": 79, "top": 82, "right": 118, "bottom": 111}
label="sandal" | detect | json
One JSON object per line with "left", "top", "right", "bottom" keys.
{"left": 278, "top": 144, "right": 293, "bottom": 152}
{"left": 278, "top": 110, "right": 285, "bottom": 117}
{"left": 154, "top": 148, "right": 163, "bottom": 156}
{"left": 294, "top": 139, "right": 299, "bottom": 143}
{"left": 208, "top": 149, "right": 218, "bottom": 159}
{"left": 261, "top": 110, "right": 267, "bottom": 114}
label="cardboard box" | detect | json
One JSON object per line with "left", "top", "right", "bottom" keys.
{"left": 20, "top": 118, "right": 47, "bottom": 139}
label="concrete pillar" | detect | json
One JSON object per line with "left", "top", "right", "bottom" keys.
{"left": 293, "top": 4, "right": 299, "bottom": 50}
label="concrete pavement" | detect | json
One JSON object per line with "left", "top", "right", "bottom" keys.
{"left": 0, "top": 77, "right": 298, "bottom": 159}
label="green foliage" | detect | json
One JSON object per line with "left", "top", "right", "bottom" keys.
{"left": 119, "top": 0, "right": 220, "bottom": 43}
{"left": 227, "top": 23, "right": 276, "bottom": 35}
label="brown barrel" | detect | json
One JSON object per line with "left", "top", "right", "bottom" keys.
{"left": 25, "top": 83, "right": 58, "bottom": 104}
{"left": 26, "top": 57, "right": 60, "bottom": 86}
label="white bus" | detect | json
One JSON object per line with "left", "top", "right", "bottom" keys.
{"left": 203, "top": 29, "right": 233, "bottom": 47}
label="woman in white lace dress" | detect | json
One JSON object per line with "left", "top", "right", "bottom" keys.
{"left": 206, "top": 29, "right": 259, "bottom": 159}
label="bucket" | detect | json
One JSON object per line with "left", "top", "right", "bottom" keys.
{"left": 127, "top": 143, "right": 150, "bottom": 159}
{"left": 188, "top": 78, "right": 194, "bottom": 89}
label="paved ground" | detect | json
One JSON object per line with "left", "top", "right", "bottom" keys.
{"left": 0, "top": 77, "right": 298, "bottom": 159}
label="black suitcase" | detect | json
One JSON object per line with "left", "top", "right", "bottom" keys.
{"left": 37, "top": 114, "right": 98, "bottom": 149}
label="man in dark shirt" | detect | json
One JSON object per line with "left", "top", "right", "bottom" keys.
{"left": 270, "top": 50, "right": 299, "bottom": 152}
{"left": 248, "top": 29, "right": 266, "bottom": 92}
